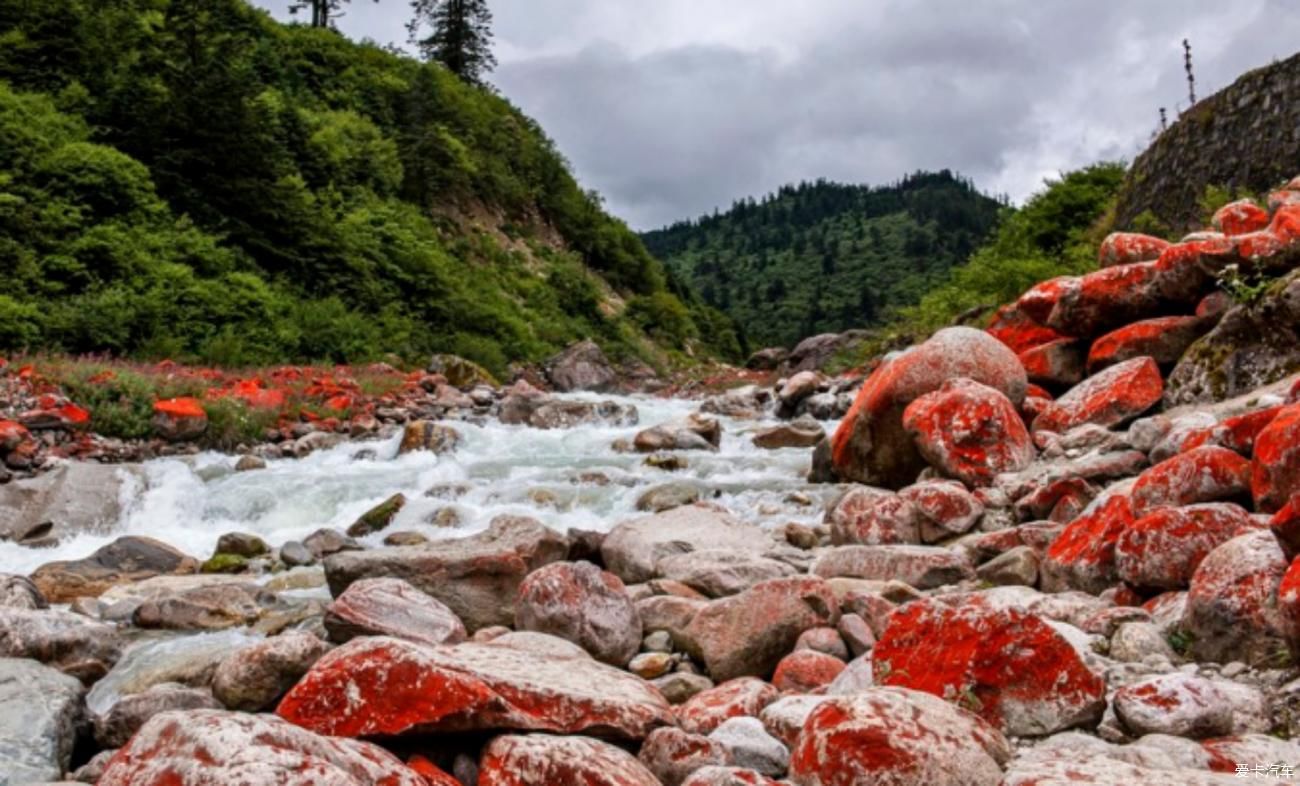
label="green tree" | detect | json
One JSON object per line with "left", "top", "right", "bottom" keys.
{"left": 408, "top": 0, "right": 496, "bottom": 83}
{"left": 288, "top": 0, "right": 376, "bottom": 29}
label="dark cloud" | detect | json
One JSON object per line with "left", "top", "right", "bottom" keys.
{"left": 250, "top": 0, "right": 1300, "bottom": 228}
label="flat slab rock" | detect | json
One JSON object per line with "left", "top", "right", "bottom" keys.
{"left": 97, "top": 709, "right": 428, "bottom": 785}
{"left": 276, "top": 636, "right": 674, "bottom": 740}
{"left": 601, "top": 504, "right": 772, "bottom": 585}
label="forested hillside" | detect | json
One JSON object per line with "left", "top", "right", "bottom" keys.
{"left": 642, "top": 172, "right": 1002, "bottom": 348}
{"left": 0, "top": 0, "right": 739, "bottom": 375}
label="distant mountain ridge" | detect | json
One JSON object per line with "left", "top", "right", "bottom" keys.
{"left": 642, "top": 171, "right": 1003, "bottom": 349}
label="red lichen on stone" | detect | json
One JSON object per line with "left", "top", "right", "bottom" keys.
{"left": 1018, "top": 339, "right": 1085, "bottom": 388}
{"left": 1017, "top": 277, "right": 1075, "bottom": 325}
{"left": 1116, "top": 503, "right": 1259, "bottom": 590}
{"left": 1178, "top": 406, "right": 1283, "bottom": 456}
{"left": 1086, "top": 316, "right": 1209, "bottom": 374}
{"left": 902, "top": 377, "right": 1034, "bottom": 488}
{"left": 1212, "top": 199, "right": 1270, "bottom": 236}
{"left": 1130, "top": 445, "right": 1253, "bottom": 515}
{"left": 1098, "top": 232, "right": 1171, "bottom": 267}
{"left": 986, "top": 304, "right": 1065, "bottom": 355}
{"left": 1041, "top": 494, "right": 1135, "bottom": 593}
{"left": 1032, "top": 357, "right": 1162, "bottom": 434}
{"left": 1252, "top": 403, "right": 1300, "bottom": 513}
{"left": 771, "top": 650, "right": 845, "bottom": 693}
{"left": 676, "top": 678, "right": 779, "bottom": 735}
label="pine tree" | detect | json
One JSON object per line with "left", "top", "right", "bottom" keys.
{"left": 288, "top": 0, "right": 375, "bottom": 29}
{"left": 408, "top": 0, "right": 496, "bottom": 83}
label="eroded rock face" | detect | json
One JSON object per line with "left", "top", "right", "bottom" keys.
{"left": 277, "top": 637, "right": 674, "bottom": 740}
{"left": 903, "top": 378, "right": 1035, "bottom": 487}
{"left": 479, "top": 733, "right": 661, "bottom": 786}
{"left": 831, "top": 327, "right": 1028, "bottom": 489}
{"left": 0, "top": 657, "right": 85, "bottom": 783}
{"left": 324, "top": 577, "right": 467, "bottom": 648}
{"left": 874, "top": 597, "right": 1105, "bottom": 736}
{"left": 98, "top": 709, "right": 429, "bottom": 785}
{"left": 789, "top": 688, "right": 1011, "bottom": 786}
{"left": 515, "top": 561, "right": 642, "bottom": 666}
{"left": 31, "top": 535, "right": 199, "bottom": 604}
{"left": 323, "top": 515, "right": 568, "bottom": 632}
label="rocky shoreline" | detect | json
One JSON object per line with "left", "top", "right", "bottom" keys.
{"left": 8, "top": 188, "right": 1300, "bottom": 783}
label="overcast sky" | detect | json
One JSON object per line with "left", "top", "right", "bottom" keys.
{"left": 251, "top": 0, "right": 1300, "bottom": 229}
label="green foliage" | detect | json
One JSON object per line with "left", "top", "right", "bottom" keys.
{"left": 900, "top": 163, "right": 1127, "bottom": 332}
{"left": 1216, "top": 263, "right": 1274, "bottom": 306}
{"left": 0, "top": 0, "right": 732, "bottom": 369}
{"left": 1199, "top": 184, "right": 1236, "bottom": 226}
{"left": 644, "top": 171, "right": 1002, "bottom": 348}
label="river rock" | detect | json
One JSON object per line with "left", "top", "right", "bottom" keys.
{"left": 277, "top": 637, "right": 674, "bottom": 740}
{"left": 151, "top": 397, "right": 208, "bottom": 441}
{"left": 789, "top": 688, "right": 1011, "bottom": 786}
{"left": 325, "top": 576, "right": 467, "bottom": 647}
{"left": 0, "top": 462, "right": 142, "bottom": 544}
{"left": 97, "top": 709, "right": 430, "bottom": 785}
{"left": 602, "top": 504, "right": 769, "bottom": 585}
{"left": 700, "top": 385, "right": 772, "bottom": 419}
{"left": 680, "top": 577, "right": 839, "bottom": 682}
{"left": 903, "top": 378, "right": 1035, "bottom": 487}
{"left": 397, "top": 421, "right": 461, "bottom": 455}
{"left": 0, "top": 657, "right": 85, "bottom": 784}
{"left": 31, "top": 536, "right": 199, "bottom": 604}
{"left": 132, "top": 582, "right": 266, "bottom": 631}
{"left": 1113, "top": 673, "right": 1235, "bottom": 738}
{"left": 94, "top": 682, "right": 221, "bottom": 748}
{"left": 873, "top": 596, "right": 1105, "bottom": 736}
{"left": 677, "top": 677, "right": 780, "bottom": 735}
{"left": 683, "top": 767, "right": 783, "bottom": 786}
{"left": 830, "top": 327, "right": 1027, "bottom": 489}
{"left": 1039, "top": 494, "right": 1135, "bottom": 594}
{"left": 639, "top": 726, "right": 732, "bottom": 786}
{"left": 0, "top": 606, "right": 120, "bottom": 683}
{"left": 545, "top": 339, "right": 617, "bottom": 392}
{"left": 636, "top": 481, "right": 704, "bottom": 512}
{"left": 428, "top": 353, "right": 495, "bottom": 388}
{"left": 479, "top": 733, "right": 660, "bottom": 786}
{"left": 1253, "top": 402, "right": 1300, "bottom": 512}
{"left": 771, "top": 650, "right": 844, "bottom": 693}
{"left": 634, "top": 414, "right": 722, "bottom": 452}
{"left": 1099, "top": 231, "right": 1171, "bottom": 267}
{"left": 1088, "top": 315, "right": 1212, "bottom": 374}
{"left": 1129, "top": 445, "right": 1252, "bottom": 514}
{"left": 1181, "top": 529, "right": 1291, "bottom": 663}
{"left": 899, "top": 480, "right": 984, "bottom": 542}
{"left": 515, "top": 561, "right": 642, "bottom": 666}
{"left": 753, "top": 419, "right": 825, "bottom": 449}
{"left": 707, "top": 716, "right": 788, "bottom": 777}
{"left": 0, "top": 574, "right": 46, "bottom": 609}
{"left": 825, "top": 487, "right": 921, "bottom": 546}
{"left": 324, "top": 515, "right": 568, "bottom": 632}
{"left": 501, "top": 394, "right": 640, "bottom": 429}
{"left": 211, "top": 630, "right": 333, "bottom": 711}
{"left": 657, "top": 550, "right": 798, "bottom": 598}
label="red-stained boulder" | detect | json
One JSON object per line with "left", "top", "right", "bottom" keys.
{"left": 0, "top": 420, "right": 30, "bottom": 453}
{"left": 20, "top": 401, "right": 91, "bottom": 430}
{"left": 682, "top": 767, "right": 783, "bottom": 786}
{"left": 1032, "top": 356, "right": 1162, "bottom": 434}
{"left": 1278, "top": 557, "right": 1300, "bottom": 653}
{"left": 478, "top": 734, "right": 660, "bottom": 786}
{"left": 771, "top": 650, "right": 845, "bottom": 693}
{"left": 1181, "top": 530, "right": 1291, "bottom": 663}
{"left": 899, "top": 480, "right": 984, "bottom": 542}
{"left": 825, "top": 487, "right": 920, "bottom": 546}
{"left": 1017, "top": 277, "right": 1074, "bottom": 325}
{"left": 1113, "top": 673, "right": 1235, "bottom": 738}
{"left": 874, "top": 598, "right": 1105, "bottom": 735}
{"left": 1046, "top": 261, "right": 1164, "bottom": 339}
{"left": 1271, "top": 495, "right": 1300, "bottom": 559}
{"left": 407, "top": 756, "right": 460, "bottom": 786}
{"left": 1213, "top": 199, "right": 1271, "bottom": 236}
{"left": 789, "top": 688, "right": 1011, "bottom": 786}
{"left": 1177, "top": 405, "right": 1283, "bottom": 457}
{"left": 681, "top": 577, "right": 839, "bottom": 682}
{"left": 985, "top": 304, "right": 1064, "bottom": 354}
{"left": 151, "top": 397, "right": 208, "bottom": 441}
{"left": 98, "top": 710, "right": 428, "bottom": 786}
{"left": 1130, "top": 445, "right": 1253, "bottom": 515}
{"left": 276, "top": 637, "right": 674, "bottom": 740}
{"left": 1150, "top": 235, "right": 1235, "bottom": 302}
{"left": 639, "top": 727, "right": 732, "bottom": 786}
{"left": 1252, "top": 403, "right": 1300, "bottom": 513}
{"left": 1086, "top": 316, "right": 1212, "bottom": 374}
{"left": 515, "top": 561, "right": 642, "bottom": 666}
{"left": 324, "top": 577, "right": 466, "bottom": 648}
{"left": 677, "top": 677, "right": 780, "bottom": 735}
{"left": 1098, "top": 232, "right": 1171, "bottom": 267}
{"left": 831, "top": 327, "right": 1027, "bottom": 489}
{"left": 1012, "top": 477, "right": 1098, "bottom": 524}
{"left": 1040, "top": 494, "right": 1135, "bottom": 594}
{"left": 1115, "top": 503, "right": 1259, "bottom": 590}
{"left": 902, "top": 378, "right": 1034, "bottom": 488}
{"left": 1018, "top": 339, "right": 1086, "bottom": 388}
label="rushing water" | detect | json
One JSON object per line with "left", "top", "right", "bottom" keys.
{"left": 1, "top": 394, "right": 838, "bottom": 575}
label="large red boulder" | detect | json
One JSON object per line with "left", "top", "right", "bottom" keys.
{"left": 1045, "top": 261, "right": 1164, "bottom": 339}
{"left": 1098, "top": 232, "right": 1171, "bottom": 267}
{"left": 1040, "top": 494, "right": 1135, "bottom": 593}
{"left": 1213, "top": 199, "right": 1271, "bottom": 236}
{"left": 874, "top": 598, "right": 1105, "bottom": 735}
{"left": 1176, "top": 405, "right": 1283, "bottom": 457}
{"left": 1181, "top": 530, "right": 1291, "bottom": 663}
{"left": 98, "top": 709, "right": 429, "bottom": 785}
{"left": 985, "top": 304, "right": 1064, "bottom": 354}
{"left": 1016, "top": 277, "right": 1074, "bottom": 324}
{"left": 324, "top": 577, "right": 467, "bottom": 648}
{"left": 825, "top": 487, "right": 919, "bottom": 546}
{"left": 1018, "top": 338, "right": 1086, "bottom": 388}
{"left": 276, "top": 637, "right": 674, "bottom": 740}
{"left": 901, "top": 378, "right": 1035, "bottom": 488}
{"left": 681, "top": 577, "right": 839, "bottom": 682}
{"left": 899, "top": 480, "right": 984, "bottom": 541}
{"left": 1031, "top": 356, "right": 1162, "bottom": 434}
{"left": 1252, "top": 403, "right": 1300, "bottom": 513}
{"left": 831, "top": 327, "right": 1027, "bottom": 489}
{"left": 677, "top": 677, "right": 780, "bottom": 735}
{"left": 1086, "top": 316, "right": 1212, "bottom": 374}
{"left": 1271, "top": 495, "right": 1300, "bottom": 559}
{"left": 478, "top": 734, "right": 661, "bottom": 786}
{"left": 1115, "top": 503, "right": 1259, "bottom": 590}
{"left": 1129, "top": 445, "right": 1253, "bottom": 515}
{"left": 789, "top": 688, "right": 1011, "bottom": 786}
{"left": 515, "top": 561, "right": 642, "bottom": 666}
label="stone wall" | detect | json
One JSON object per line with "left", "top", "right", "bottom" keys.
{"left": 1115, "top": 51, "right": 1300, "bottom": 233}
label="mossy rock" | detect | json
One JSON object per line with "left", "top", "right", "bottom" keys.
{"left": 427, "top": 354, "right": 498, "bottom": 389}
{"left": 201, "top": 553, "right": 249, "bottom": 574}
{"left": 346, "top": 492, "right": 407, "bottom": 537}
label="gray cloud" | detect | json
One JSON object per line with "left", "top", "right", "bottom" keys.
{"left": 250, "top": 0, "right": 1300, "bottom": 229}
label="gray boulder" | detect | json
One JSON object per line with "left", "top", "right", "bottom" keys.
{"left": 545, "top": 339, "right": 617, "bottom": 392}
{"left": 0, "top": 658, "right": 85, "bottom": 783}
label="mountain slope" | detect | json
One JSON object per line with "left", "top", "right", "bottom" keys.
{"left": 642, "top": 171, "right": 1002, "bottom": 349}
{"left": 0, "top": 0, "right": 739, "bottom": 375}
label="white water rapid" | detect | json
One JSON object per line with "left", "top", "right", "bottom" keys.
{"left": 0, "top": 394, "right": 838, "bottom": 575}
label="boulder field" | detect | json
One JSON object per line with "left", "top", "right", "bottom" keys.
{"left": 13, "top": 186, "right": 1300, "bottom": 784}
